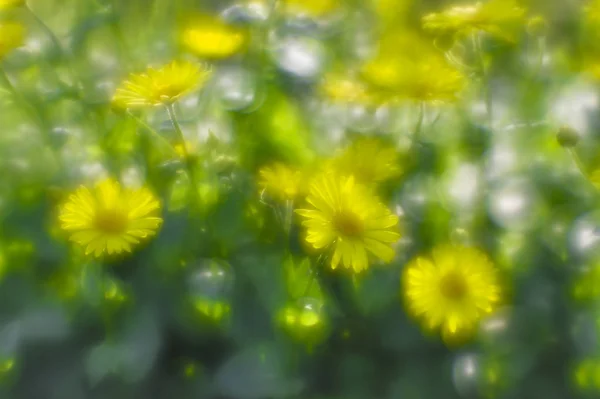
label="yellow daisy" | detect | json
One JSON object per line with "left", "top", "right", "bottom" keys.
{"left": 361, "top": 52, "right": 465, "bottom": 103}
{"left": 329, "top": 137, "right": 401, "bottom": 186}
{"left": 0, "top": 22, "right": 24, "bottom": 60}
{"left": 296, "top": 172, "right": 400, "bottom": 273}
{"left": 112, "top": 60, "right": 211, "bottom": 109}
{"left": 182, "top": 15, "right": 247, "bottom": 60}
{"left": 403, "top": 244, "right": 502, "bottom": 344}
{"left": 258, "top": 163, "right": 305, "bottom": 202}
{"left": 59, "top": 179, "right": 163, "bottom": 257}
{"left": 422, "top": 0, "right": 526, "bottom": 43}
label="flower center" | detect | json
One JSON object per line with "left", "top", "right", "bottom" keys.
{"left": 94, "top": 208, "right": 128, "bottom": 234}
{"left": 439, "top": 272, "right": 467, "bottom": 300}
{"left": 333, "top": 211, "right": 363, "bottom": 237}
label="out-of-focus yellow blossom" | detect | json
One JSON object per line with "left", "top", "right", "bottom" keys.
{"left": 182, "top": 15, "right": 247, "bottom": 59}
{"left": 361, "top": 51, "right": 465, "bottom": 103}
{"left": 586, "top": 0, "right": 600, "bottom": 25}
{"left": 422, "top": 0, "right": 526, "bottom": 43}
{"left": 173, "top": 140, "right": 200, "bottom": 162}
{"left": 59, "top": 179, "right": 163, "bottom": 257}
{"left": 0, "top": 22, "right": 24, "bottom": 60}
{"left": 112, "top": 60, "right": 210, "bottom": 109}
{"left": 296, "top": 172, "right": 400, "bottom": 273}
{"left": 329, "top": 137, "right": 401, "bottom": 186}
{"left": 0, "top": 0, "right": 23, "bottom": 9}
{"left": 282, "top": 0, "right": 340, "bottom": 17}
{"left": 370, "top": 0, "right": 413, "bottom": 26}
{"left": 574, "top": 358, "right": 600, "bottom": 391}
{"left": 320, "top": 73, "right": 374, "bottom": 105}
{"left": 258, "top": 163, "right": 305, "bottom": 202}
{"left": 403, "top": 244, "right": 501, "bottom": 344}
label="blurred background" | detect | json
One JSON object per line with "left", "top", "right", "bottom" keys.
{"left": 1, "top": 0, "right": 600, "bottom": 398}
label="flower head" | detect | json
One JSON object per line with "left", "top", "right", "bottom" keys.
{"left": 296, "top": 172, "right": 400, "bottom": 273}
{"left": 403, "top": 244, "right": 502, "bottom": 344}
{"left": 112, "top": 60, "right": 211, "bottom": 109}
{"left": 361, "top": 51, "right": 465, "bottom": 103}
{"left": 0, "top": 0, "right": 24, "bottom": 9}
{"left": 282, "top": 0, "right": 340, "bottom": 17}
{"left": 0, "top": 22, "right": 24, "bottom": 60}
{"left": 59, "top": 179, "right": 163, "bottom": 257}
{"left": 259, "top": 163, "right": 305, "bottom": 202}
{"left": 586, "top": 0, "right": 600, "bottom": 25}
{"left": 182, "top": 15, "right": 247, "bottom": 59}
{"left": 320, "top": 73, "right": 374, "bottom": 104}
{"left": 422, "top": 0, "right": 526, "bottom": 42}
{"left": 329, "top": 138, "right": 401, "bottom": 186}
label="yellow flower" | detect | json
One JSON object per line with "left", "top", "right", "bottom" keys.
{"left": 0, "top": 22, "right": 24, "bottom": 60}
{"left": 402, "top": 244, "right": 501, "bottom": 344}
{"left": 282, "top": 0, "right": 340, "bottom": 17}
{"left": 361, "top": 51, "right": 465, "bottom": 103}
{"left": 112, "top": 60, "right": 211, "bottom": 109}
{"left": 320, "top": 73, "right": 374, "bottom": 104}
{"left": 296, "top": 172, "right": 400, "bottom": 273}
{"left": 59, "top": 179, "right": 163, "bottom": 257}
{"left": 0, "top": 0, "right": 23, "bottom": 9}
{"left": 422, "top": 0, "right": 526, "bottom": 42}
{"left": 258, "top": 163, "right": 304, "bottom": 202}
{"left": 586, "top": 0, "right": 600, "bottom": 25}
{"left": 182, "top": 15, "right": 247, "bottom": 59}
{"left": 329, "top": 137, "right": 401, "bottom": 186}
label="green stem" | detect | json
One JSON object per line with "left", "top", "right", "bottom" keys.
{"left": 0, "top": 68, "right": 46, "bottom": 131}
{"left": 414, "top": 101, "right": 425, "bottom": 140}
{"left": 568, "top": 148, "right": 595, "bottom": 188}
{"left": 25, "top": 5, "right": 64, "bottom": 57}
{"left": 126, "top": 110, "right": 178, "bottom": 155}
{"left": 284, "top": 199, "right": 294, "bottom": 252}
{"left": 165, "top": 103, "right": 200, "bottom": 205}
{"left": 473, "top": 34, "right": 493, "bottom": 129}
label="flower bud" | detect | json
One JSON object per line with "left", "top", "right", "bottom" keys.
{"left": 557, "top": 126, "right": 580, "bottom": 148}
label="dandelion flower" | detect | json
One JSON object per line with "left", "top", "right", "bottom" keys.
{"left": 296, "top": 172, "right": 400, "bottom": 273}
{"left": 259, "top": 163, "right": 304, "bottom": 202}
{"left": 422, "top": 0, "right": 526, "bottom": 43}
{"left": 0, "top": 22, "right": 24, "bottom": 60}
{"left": 329, "top": 137, "right": 401, "bottom": 186}
{"left": 0, "top": 0, "right": 24, "bottom": 9}
{"left": 182, "top": 15, "right": 247, "bottom": 59}
{"left": 403, "top": 244, "right": 501, "bottom": 344}
{"left": 112, "top": 60, "right": 211, "bottom": 109}
{"left": 361, "top": 52, "right": 465, "bottom": 103}
{"left": 59, "top": 179, "right": 163, "bottom": 257}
